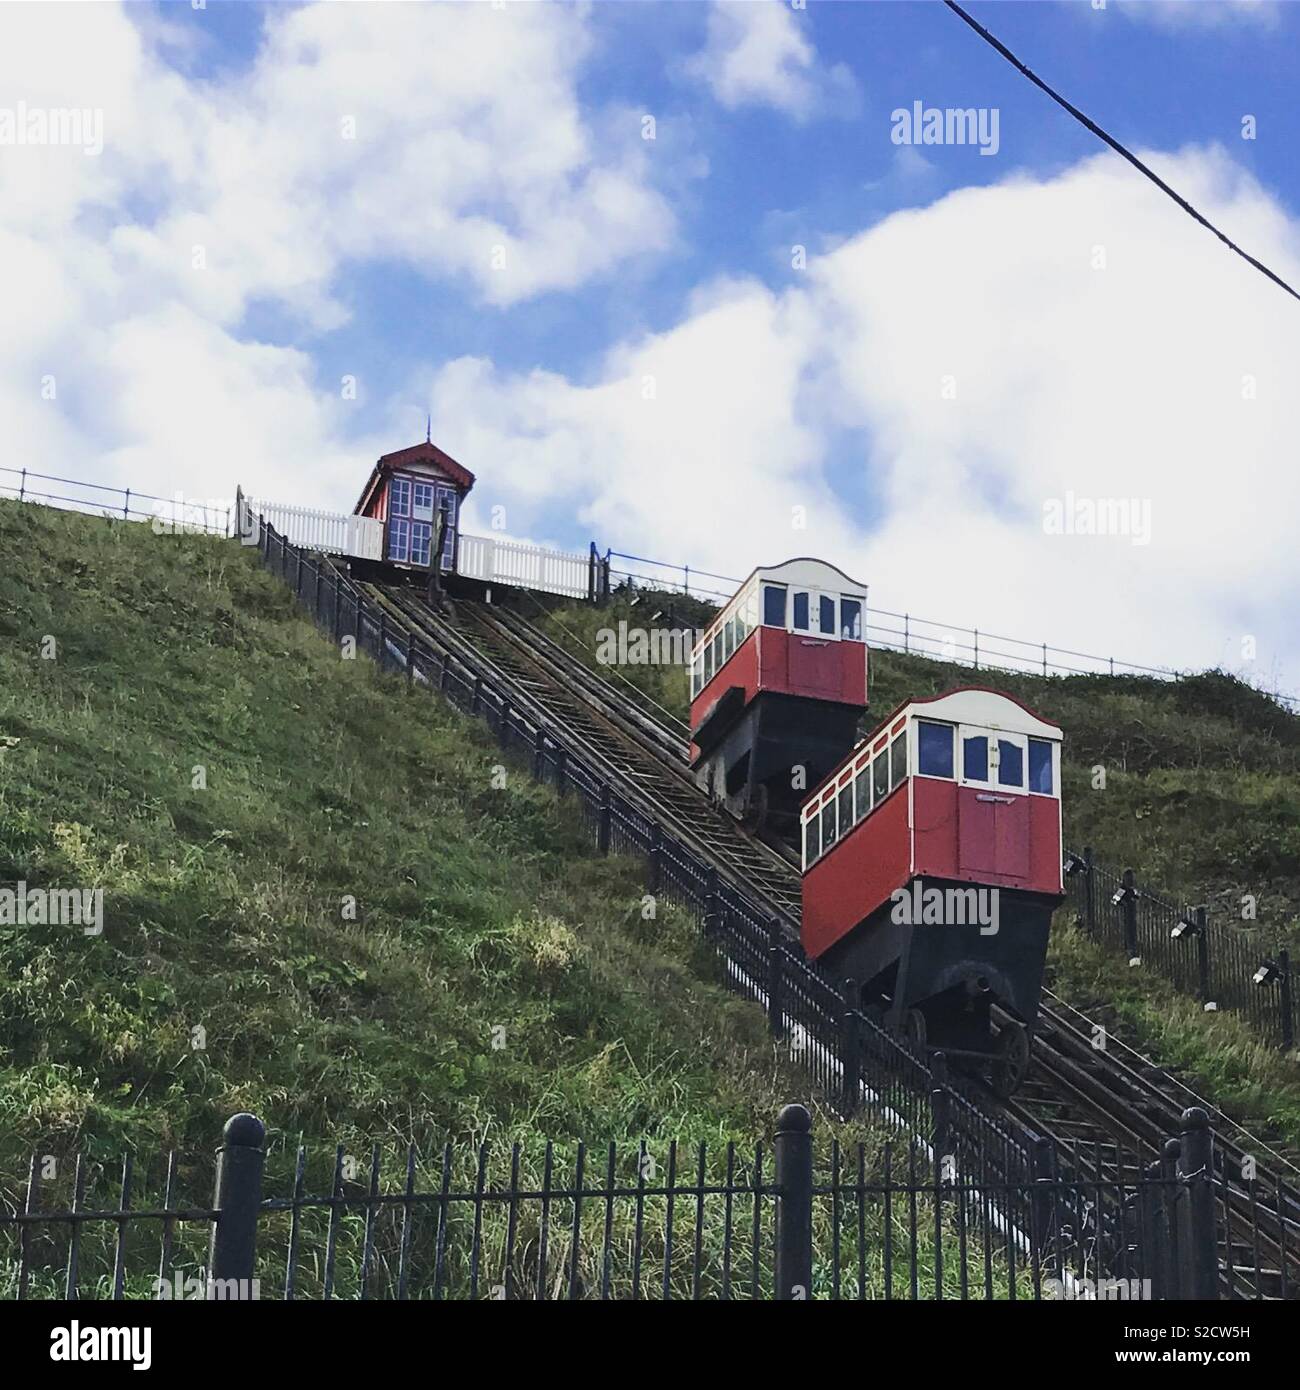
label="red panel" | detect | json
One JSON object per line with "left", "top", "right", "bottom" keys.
{"left": 911, "top": 777, "right": 958, "bottom": 879}
{"left": 917, "top": 780, "right": 1059, "bottom": 895}
{"left": 690, "top": 627, "right": 867, "bottom": 744}
{"left": 801, "top": 784, "right": 910, "bottom": 960}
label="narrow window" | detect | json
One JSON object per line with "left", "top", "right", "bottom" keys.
{"left": 704, "top": 641, "right": 715, "bottom": 684}
{"left": 890, "top": 730, "right": 908, "bottom": 790}
{"left": 412, "top": 481, "right": 434, "bottom": 522}
{"left": 819, "top": 595, "right": 836, "bottom": 635}
{"left": 1029, "top": 738, "right": 1054, "bottom": 795}
{"left": 804, "top": 815, "right": 820, "bottom": 868}
{"left": 388, "top": 517, "right": 410, "bottom": 563}
{"left": 763, "top": 585, "right": 787, "bottom": 626}
{"left": 389, "top": 477, "right": 412, "bottom": 518}
{"left": 410, "top": 521, "right": 432, "bottom": 567}
{"left": 821, "top": 800, "right": 838, "bottom": 851}
{"left": 840, "top": 597, "right": 863, "bottom": 641}
{"left": 854, "top": 767, "right": 871, "bottom": 821}
{"left": 792, "top": 592, "right": 810, "bottom": 631}
{"left": 997, "top": 739, "right": 1025, "bottom": 789}
{"left": 917, "top": 722, "right": 954, "bottom": 778}
{"left": 712, "top": 631, "right": 724, "bottom": 674}
{"left": 838, "top": 784, "right": 853, "bottom": 834}
{"left": 873, "top": 752, "right": 889, "bottom": 803}
{"left": 963, "top": 734, "right": 988, "bottom": 782}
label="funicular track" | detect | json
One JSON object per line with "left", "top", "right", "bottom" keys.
{"left": 363, "top": 579, "right": 1299, "bottom": 1298}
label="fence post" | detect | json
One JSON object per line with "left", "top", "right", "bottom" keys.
{"left": 333, "top": 571, "right": 343, "bottom": 642}
{"left": 1083, "top": 845, "right": 1095, "bottom": 934}
{"left": 973, "top": 628, "right": 979, "bottom": 670}
{"left": 533, "top": 729, "right": 546, "bottom": 783}
{"left": 647, "top": 824, "right": 662, "bottom": 893}
{"left": 314, "top": 560, "right": 322, "bottom": 618}
{"left": 597, "top": 784, "right": 612, "bottom": 854}
{"left": 1175, "top": 1108, "right": 1219, "bottom": 1300}
{"left": 1159, "top": 1137, "right": 1183, "bottom": 1300}
{"left": 767, "top": 919, "right": 785, "bottom": 1039}
{"left": 208, "top": 1113, "right": 266, "bottom": 1297}
{"left": 930, "top": 1052, "right": 950, "bottom": 1161}
{"left": 773, "top": 1104, "right": 813, "bottom": 1301}
{"left": 498, "top": 699, "right": 512, "bottom": 749}
{"left": 1029, "top": 1135, "right": 1058, "bottom": 1266}
{"left": 1122, "top": 868, "right": 1138, "bottom": 958}
{"left": 588, "top": 542, "right": 597, "bottom": 604}
{"left": 840, "top": 983, "right": 860, "bottom": 1117}
{"left": 1195, "top": 905, "right": 1211, "bottom": 1007}
{"left": 471, "top": 675, "right": 482, "bottom": 715}
{"left": 123, "top": 487, "right": 131, "bottom": 520}
{"left": 702, "top": 869, "right": 720, "bottom": 941}
{"left": 406, "top": 631, "right": 415, "bottom": 686}
{"left": 377, "top": 607, "right": 387, "bottom": 667}
{"left": 1279, "top": 948, "right": 1294, "bottom": 1052}
{"left": 18, "top": 467, "right": 25, "bottom": 502}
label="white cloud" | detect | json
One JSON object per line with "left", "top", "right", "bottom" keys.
{"left": 1116, "top": 1, "right": 1280, "bottom": 31}
{"left": 684, "top": 0, "right": 856, "bottom": 121}
{"left": 419, "top": 146, "right": 1300, "bottom": 696}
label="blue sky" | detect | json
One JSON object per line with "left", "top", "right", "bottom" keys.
{"left": 3, "top": 1, "right": 1298, "bottom": 696}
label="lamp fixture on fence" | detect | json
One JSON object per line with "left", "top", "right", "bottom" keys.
{"left": 1170, "top": 912, "right": 1202, "bottom": 941}
{"left": 1253, "top": 959, "right": 1283, "bottom": 987}
{"left": 1111, "top": 883, "right": 1136, "bottom": 908}
{"left": 1063, "top": 852, "right": 1089, "bottom": 878}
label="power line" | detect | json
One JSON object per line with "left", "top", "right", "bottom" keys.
{"left": 943, "top": 0, "right": 1300, "bottom": 305}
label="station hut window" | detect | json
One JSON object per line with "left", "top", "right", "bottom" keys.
{"left": 840, "top": 597, "right": 863, "bottom": 641}
{"left": 412, "top": 481, "right": 434, "bottom": 522}
{"left": 917, "top": 721, "right": 954, "bottom": 778}
{"left": 1028, "top": 738, "right": 1055, "bottom": 795}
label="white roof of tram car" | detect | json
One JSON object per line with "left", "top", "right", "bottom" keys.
{"left": 692, "top": 557, "right": 870, "bottom": 656}
{"left": 906, "top": 687, "right": 1063, "bottom": 742}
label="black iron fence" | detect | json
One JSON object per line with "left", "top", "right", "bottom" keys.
{"left": 0, "top": 466, "right": 231, "bottom": 536}
{"left": 3, "top": 1104, "right": 1249, "bottom": 1301}
{"left": 1064, "top": 849, "right": 1296, "bottom": 1051}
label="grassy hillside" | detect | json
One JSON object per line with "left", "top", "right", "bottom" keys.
{"left": 508, "top": 584, "right": 1300, "bottom": 1149}
{"left": 0, "top": 501, "right": 873, "bottom": 1175}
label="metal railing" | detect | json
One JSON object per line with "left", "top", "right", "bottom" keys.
{"left": 0, "top": 466, "right": 231, "bottom": 536}
{"left": 2, "top": 1103, "right": 1240, "bottom": 1301}
{"left": 1065, "top": 849, "right": 1297, "bottom": 1051}
{"left": 606, "top": 550, "right": 1300, "bottom": 711}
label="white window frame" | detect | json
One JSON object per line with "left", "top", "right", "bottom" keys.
{"left": 412, "top": 480, "right": 435, "bottom": 522}
{"left": 915, "top": 719, "right": 956, "bottom": 781}
{"left": 1027, "top": 737, "right": 1060, "bottom": 799}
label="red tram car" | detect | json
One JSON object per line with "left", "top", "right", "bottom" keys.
{"left": 800, "top": 687, "right": 1064, "bottom": 1093}
{"left": 689, "top": 559, "right": 869, "bottom": 831}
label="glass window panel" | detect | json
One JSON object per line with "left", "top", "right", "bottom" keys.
{"left": 840, "top": 598, "right": 863, "bottom": 641}
{"left": 997, "top": 739, "right": 1024, "bottom": 788}
{"left": 821, "top": 802, "right": 838, "bottom": 851}
{"left": 389, "top": 477, "right": 411, "bottom": 518}
{"left": 712, "top": 632, "right": 724, "bottom": 673}
{"left": 890, "top": 731, "right": 908, "bottom": 790}
{"left": 838, "top": 785, "right": 853, "bottom": 834}
{"left": 705, "top": 641, "right": 715, "bottom": 684}
{"left": 917, "top": 722, "right": 954, "bottom": 778}
{"left": 1029, "top": 738, "right": 1054, "bottom": 795}
{"left": 388, "top": 518, "right": 409, "bottom": 563}
{"left": 412, "top": 481, "right": 434, "bottom": 521}
{"left": 873, "top": 754, "right": 889, "bottom": 802}
{"left": 804, "top": 815, "right": 820, "bottom": 867}
{"left": 819, "top": 595, "right": 836, "bottom": 635}
{"left": 410, "top": 522, "right": 432, "bottom": 567}
{"left": 763, "top": 585, "right": 786, "bottom": 626}
{"left": 855, "top": 767, "right": 871, "bottom": 820}
{"left": 963, "top": 734, "right": 988, "bottom": 782}
{"left": 792, "top": 592, "right": 810, "bottom": 630}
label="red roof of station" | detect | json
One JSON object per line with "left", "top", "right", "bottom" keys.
{"left": 353, "top": 439, "right": 476, "bottom": 515}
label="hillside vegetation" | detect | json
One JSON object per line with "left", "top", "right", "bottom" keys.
{"left": 509, "top": 583, "right": 1300, "bottom": 1149}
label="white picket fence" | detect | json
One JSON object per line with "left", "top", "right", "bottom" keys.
{"left": 243, "top": 495, "right": 383, "bottom": 561}
{"left": 456, "top": 531, "right": 591, "bottom": 600}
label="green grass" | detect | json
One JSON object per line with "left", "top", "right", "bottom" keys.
{"left": 0, "top": 502, "right": 1039, "bottom": 1297}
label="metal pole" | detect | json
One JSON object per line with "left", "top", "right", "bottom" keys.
{"left": 1195, "top": 906, "right": 1211, "bottom": 1006}
{"left": 767, "top": 919, "right": 785, "bottom": 1039}
{"left": 1280, "top": 947, "right": 1294, "bottom": 1051}
{"left": 122, "top": 488, "right": 130, "bottom": 520}
{"left": 647, "top": 824, "right": 662, "bottom": 893}
{"left": 207, "top": 1113, "right": 266, "bottom": 1297}
{"left": 1175, "top": 1108, "right": 1218, "bottom": 1300}
{"left": 840, "top": 984, "right": 860, "bottom": 1117}
{"left": 773, "top": 1104, "right": 813, "bottom": 1300}
{"left": 1122, "top": 869, "right": 1138, "bottom": 957}
{"left": 597, "top": 784, "right": 612, "bottom": 854}
{"left": 1083, "top": 845, "right": 1095, "bottom": 934}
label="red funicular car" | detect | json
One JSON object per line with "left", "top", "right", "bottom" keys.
{"left": 800, "top": 688, "right": 1064, "bottom": 1093}
{"left": 689, "top": 559, "right": 869, "bottom": 832}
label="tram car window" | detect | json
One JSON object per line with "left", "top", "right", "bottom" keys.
{"left": 799, "top": 687, "right": 1064, "bottom": 1096}
{"left": 688, "top": 559, "right": 869, "bottom": 834}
